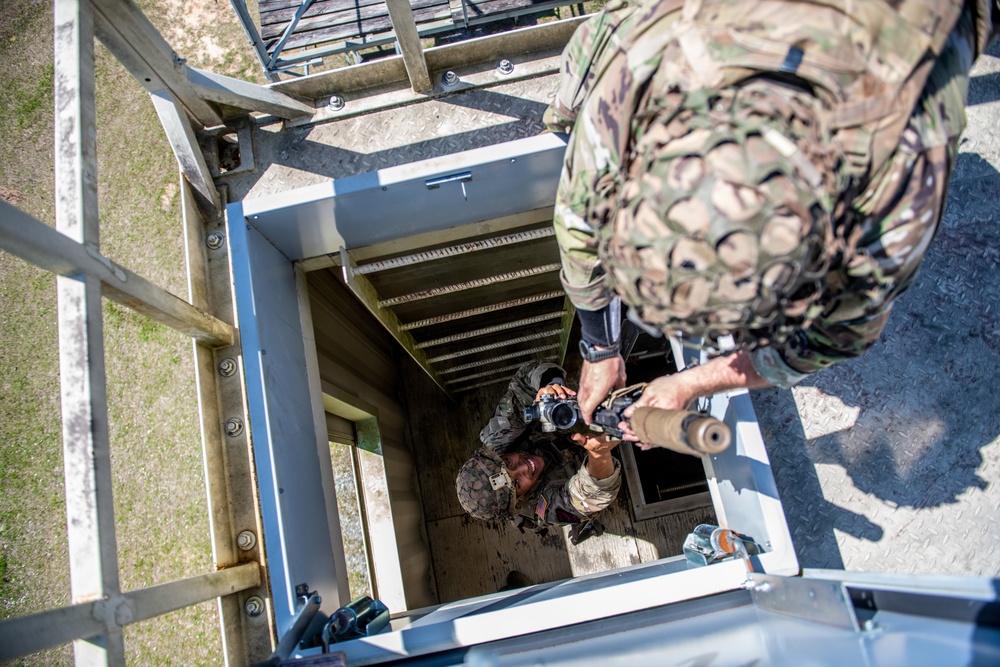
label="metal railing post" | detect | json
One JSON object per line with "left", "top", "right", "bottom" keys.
{"left": 54, "top": 0, "right": 124, "bottom": 664}
{"left": 385, "top": 0, "right": 433, "bottom": 93}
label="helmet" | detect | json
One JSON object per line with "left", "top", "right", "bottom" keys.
{"left": 600, "top": 78, "right": 840, "bottom": 349}
{"left": 456, "top": 448, "right": 516, "bottom": 522}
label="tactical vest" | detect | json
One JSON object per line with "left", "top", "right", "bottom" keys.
{"left": 613, "top": 0, "right": 982, "bottom": 185}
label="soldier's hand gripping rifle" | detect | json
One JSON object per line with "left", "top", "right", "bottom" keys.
{"left": 523, "top": 384, "right": 732, "bottom": 457}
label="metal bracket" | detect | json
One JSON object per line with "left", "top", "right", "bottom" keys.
{"left": 206, "top": 117, "right": 256, "bottom": 179}
{"left": 749, "top": 573, "right": 860, "bottom": 632}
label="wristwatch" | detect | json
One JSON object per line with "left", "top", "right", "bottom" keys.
{"left": 578, "top": 339, "right": 620, "bottom": 363}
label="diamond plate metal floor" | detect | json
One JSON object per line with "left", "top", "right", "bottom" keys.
{"left": 239, "top": 42, "right": 1000, "bottom": 579}
{"left": 756, "top": 41, "right": 1000, "bottom": 577}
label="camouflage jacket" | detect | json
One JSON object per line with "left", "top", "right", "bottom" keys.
{"left": 480, "top": 361, "right": 621, "bottom": 528}
{"left": 546, "top": 0, "right": 995, "bottom": 387}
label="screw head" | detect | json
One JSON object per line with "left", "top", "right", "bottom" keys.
{"left": 442, "top": 70, "right": 459, "bottom": 87}
{"left": 206, "top": 232, "right": 225, "bottom": 250}
{"left": 218, "top": 358, "right": 237, "bottom": 377}
{"left": 245, "top": 596, "right": 265, "bottom": 617}
{"left": 225, "top": 418, "right": 244, "bottom": 437}
{"left": 328, "top": 95, "right": 345, "bottom": 110}
{"left": 863, "top": 619, "right": 880, "bottom": 632}
{"left": 497, "top": 59, "right": 514, "bottom": 75}
{"left": 237, "top": 530, "right": 257, "bottom": 551}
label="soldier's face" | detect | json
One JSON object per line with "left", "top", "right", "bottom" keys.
{"left": 500, "top": 452, "right": 545, "bottom": 498}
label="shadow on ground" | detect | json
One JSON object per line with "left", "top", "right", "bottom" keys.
{"left": 753, "top": 152, "right": 1000, "bottom": 570}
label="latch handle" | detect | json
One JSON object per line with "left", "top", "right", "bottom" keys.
{"left": 425, "top": 171, "right": 472, "bottom": 189}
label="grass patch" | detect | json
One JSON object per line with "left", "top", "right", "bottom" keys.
{"left": 0, "top": 0, "right": 238, "bottom": 663}
{"left": 12, "top": 63, "right": 53, "bottom": 130}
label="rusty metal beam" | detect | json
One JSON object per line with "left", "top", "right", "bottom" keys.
{"left": 181, "top": 178, "right": 272, "bottom": 664}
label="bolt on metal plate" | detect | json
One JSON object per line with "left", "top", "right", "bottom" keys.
{"left": 225, "top": 417, "right": 244, "bottom": 437}
{"left": 245, "top": 595, "right": 265, "bottom": 617}
{"left": 206, "top": 232, "right": 225, "bottom": 250}
{"left": 328, "top": 95, "right": 345, "bottom": 111}
{"left": 749, "top": 573, "right": 860, "bottom": 632}
{"left": 442, "top": 70, "right": 459, "bottom": 88}
{"left": 497, "top": 59, "right": 515, "bottom": 75}
{"left": 237, "top": 530, "right": 257, "bottom": 551}
{"left": 218, "top": 358, "right": 237, "bottom": 377}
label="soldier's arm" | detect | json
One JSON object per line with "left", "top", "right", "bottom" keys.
{"left": 532, "top": 457, "right": 621, "bottom": 527}
{"left": 479, "top": 361, "right": 567, "bottom": 448}
{"left": 621, "top": 351, "right": 771, "bottom": 429}
{"left": 572, "top": 432, "right": 619, "bottom": 485}
{"left": 543, "top": 1, "right": 635, "bottom": 133}
{"left": 547, "top": 0, "right": 642, "bottom": 311}
{"left": 566, "top": 451, "right": 621, "bottom": 517}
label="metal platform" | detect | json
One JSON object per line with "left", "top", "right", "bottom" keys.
{"left": 226, "top": 38, "right": 1000, "bottom": 581}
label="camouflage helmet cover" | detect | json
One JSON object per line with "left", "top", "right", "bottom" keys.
{"left": 456, "top": 447, "right": 517, "bottom": 522}
{"left": 599, "top": 79, "right": 842, "bottom": 349}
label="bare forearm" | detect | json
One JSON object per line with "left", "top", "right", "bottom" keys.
{"left": 624, "top": 350, "right": 772, "bottom": 421}
{"left": 585, "top": 451, "right": 616, "bottom": 481}
{"left": 680, "top": 350, "right": 772, "bottom": 398}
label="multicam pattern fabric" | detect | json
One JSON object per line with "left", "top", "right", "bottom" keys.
{"left": 603, "top": 79, "right": 837, "bottom": 349}
{"left": 546, "top": 0, "right": 991, "bottom": 386}
{"left": 456, "top": 361, "right": 621, "bottom": 524}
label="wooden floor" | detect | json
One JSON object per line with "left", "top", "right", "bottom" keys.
{"left": 257, "top": 0, "right": 584, "bottom": 64}
{"left": 399, "top": 350, "right": 717, "bottom": 604}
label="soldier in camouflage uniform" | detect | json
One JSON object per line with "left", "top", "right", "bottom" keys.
{"left": 545, "top": 0, "right": 999, "bottom": 430}
{"left": 455, "top": 361, "right": 621, "bottom": 535}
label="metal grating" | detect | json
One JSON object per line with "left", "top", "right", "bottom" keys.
{"left": 338, "top": 226, "right": 574, "bottom": 395}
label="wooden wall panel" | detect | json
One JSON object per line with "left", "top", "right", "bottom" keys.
{"left": 307, "top": 270, "right": 437, "bottom": 609}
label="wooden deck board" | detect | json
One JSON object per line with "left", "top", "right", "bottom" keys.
{"left": 258, "top": 0, "right": 454, "bottom": 55}
{"left": 449, "top": 0, "right": 579, "bottom": 25}
{"left": 258, "top": 0, "right": 579, "bottom": 60}
{"left": 260, "top": 0, "right": 386, "bottom": 28}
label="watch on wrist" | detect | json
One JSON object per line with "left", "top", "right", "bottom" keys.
{"left": 578, "top": 339, "right": 620, "bottom": 363}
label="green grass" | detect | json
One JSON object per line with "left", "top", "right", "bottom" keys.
{"left": 0, "top": 1, "right": 240, "bottom": 664}
{"left": 10, "top": 62, "right": 53, "bottom": 130}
